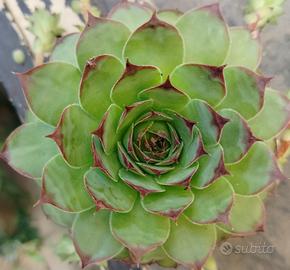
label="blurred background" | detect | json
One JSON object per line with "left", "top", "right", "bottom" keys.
{"left": 0, "top": 1, "right": 289, "bottom": 270}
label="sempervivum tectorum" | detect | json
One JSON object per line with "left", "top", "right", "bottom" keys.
{"left": 1, "top": 1, "right": 290, "bottom": 269}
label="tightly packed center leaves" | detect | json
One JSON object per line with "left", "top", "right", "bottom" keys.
{"left": 1, "top": 1, "right": 290, "bottom": 269}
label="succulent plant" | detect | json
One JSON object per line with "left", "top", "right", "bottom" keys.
{"left": 28, "top": 9, "right": 64, "bottom": 55}
{"left": 1, "top": 1, "right": 290, "bottom": 269}
{"left": 245, "top": 0, "right": 286, "bottom": 31}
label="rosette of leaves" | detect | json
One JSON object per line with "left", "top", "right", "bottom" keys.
{"left": 1, "top": 1, "right": 290, "bottom": 269}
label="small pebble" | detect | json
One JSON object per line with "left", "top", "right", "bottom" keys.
{"left": 12, "top": 49, "right": 25, "bottom": 65}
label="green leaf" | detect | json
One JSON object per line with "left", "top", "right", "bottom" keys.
{"left": 41, "top": 155, "right": 93, "bottom": 212}
{"left": 219, "top": 109, "right": 258, "bottom": 163}
{"left": 249, "top": 89, "right": 290, "bottom": 140}
{"left": 1, "top": 122, "right": 58, "bottom": 179}
{"left": 73, "top": 209, "right": 123, "bottom": 267}
{"left": 122, "top": 124, "right": 139, "bottom": 161}
{"left": 157, "top": 142, "right": 183, "bottom": 166}
{"left": 217, "top": 67, "right": 270, "bottom": 119}
{"left": 157, "top": 10, "right": 183, "bottom": 25}
{"left": 142, "top": 186, "right": 194, "bottom": 220}
{"left": 110, "top": 199, "right": 170, "bottom": 261}
{"left": 156, "top": 163, "right": 199, "bottom": 188}
{"left": 92, "top": 136, "right": 121, "bottom": 181}
{"left": 225, "top": 142, "right": 286, "bottom": 195}
{"left": 111, "top": 62, "right": 162, "bottom": 107}
{"left": 85, "top": 168, "right": 137, "bottom": 212}
{"left": 119, "top": 168, "right": 165, "bottom": 196}
{"left": 139, "top": 79, "right": 190, "bottom": 112}
{"left": 124, "top": 13, "right": 184, "bottom": 80}
{"left": 185, "top": 178, "right": 234, "bottom": 224}
{"left": 108, "top": 1, "right": 153, "bottom": 31}
{"left": 168, "top": 113, "right": 198, "bottom": 165}
{"left": 93, "top": 104, "right": 122, "bottom": 154}
{"left": 80, "top": 55, "right": 124, "bottom": 121}
{"left": 225, "top": 27, "right": 261, "bottom": 70}
{"left": 171, "top": 64, "right": 226, "bottom": 106}
{"left": 117, "top": 142, "right": 145, "bottom": 175}
{"left": 136, "top": 111, "right": 172, "bottom": 124}
{"left": 191, "top": 145, "right": 228, "bottom": 188}
{"left": 181, "top": 100, "right": 228, "bottom": 145}
{"left": 77, "top": 14, "right": 130, "bottom": 69}
{"left": 117, "top": 100, "right": 153, "bottom": 135}
{"left": 50, "top": 33, "right": 80, "bottom": 67}
{"left": 141, "top": 247, "right": 177, "bottom": 268}
{"left": 42, "top": 204, "right": 76, "bottom": 228}
{"left": 137, "top": 163, "right": 175, "bottom": 176}
{"left": 218, "top": 194, "right": 265, "bottom": 236}
{"left": 48, "top": 105, "right": 98, "bottom": 167}
{"left": 17, "top": 63, "right": 81, "bottom": 126}
{"left": 163, "top": 215, "right": 216, "bottom": 269}
{"left": 176, "top": 4, "right": 229, "bottom": 65}
{"left": 179, "top": 127, "right": 207, "bottom": 168}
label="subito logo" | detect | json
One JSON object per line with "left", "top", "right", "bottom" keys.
{"left": 220, "top": 242, "right": 233, "bottom": 255}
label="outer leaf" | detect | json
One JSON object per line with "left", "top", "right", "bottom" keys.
{"left": 185, "top": 178, "right": 234, "bottom": 224}
{"left": 225, "top": 27, "right": 261, "bottom": 70}
{"left": 50, "top": 33, "right": 80, "bottom": 67}
{"left": 124, "top": 13, "right": 184, "bottom": 80}
{"left": 73, "top": 209, "right": 123, "bottom": 267}
{"left": 141, "top": 247, "right": 177, "bottom": 268}
{"left": 181, "top": 100, "right": 228, "bottom": 145}
{"left": 93, "top": 104, "right": 122, "bottom": 154}
{"left": 119, "top": 168, "right": 165, "bottom": 196}
{"left": 157, "top": 10, "right": 183, "bottom": 25}
{"left": 217, "top": 67, "right": 271, "bottom": 119}
{"left": 85, "top": 168, "right": 137, "bottom": 212}
{"left": 77, "top": 14, "right": 130, "bottom": 69}
{"left": 1, "top": 122, "right": 58, "bottom": 179}
{"left": 17, "top": 63, "right": 81, "bottom": 126}
{"left": 41, "top": 155, "right": 93, "bottom": 212}
{"left": 218, "top": 195, "right": 265, "bottom": 236}
{"left": 92, "top": 136, "right": 121, "bottom": 181}
{"left": 142, "top": 186, "right": 194, "bottom": 220}
{"left": 164, "top": 215, "right": 216, "bottom": 269}
{"left": 225, "top": 142, "right": 286, "bottom": 195}
{"left": 170, "top": 64, "right": 226, "bottom": 106}
{"left": 249, "top": 89, "right": 290, "bottom": 140}
{"left": 79, "top": 55, "right": 124, "bottom": 121}
{"left": 191, "top": 145, "right": 229, "bottom": 188}
{"left": 48, "top": 105, "right": 98, "bottom": 167}
{"left": 42, "top": 204, "right": 76, "bottom": 228}
{"left": 219, "top": 109, "right": 258, "bottom": 163}
{"left": 176, "top": 4, "right": 229, "bottom": 65}
{"left": 111, "top": 62, "right": 162, "bottom": 107}
{"left": 108, "top": 1, "right": 153, "bottom": 31}
{"left": 110, "top": 199, "right": 170, "bottom": 262}
{"left": 139, "top": 79, "right": 190, "bottom": 112}
{"left": 156, "top": 163, "right": 199, "bottom": 188}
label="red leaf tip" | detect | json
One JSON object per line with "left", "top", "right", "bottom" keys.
{"left": 256, "top": 223, "right": 265, "bottom": 233}
{"left": 200, "top": 3, "right": 223, "bottom": 20}
{"left": 86, "top": 11, "right": 101, "bottom": 26}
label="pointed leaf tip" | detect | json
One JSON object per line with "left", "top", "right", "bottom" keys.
{"left": 200, "top": 3, "right": 223, "bottom": 20}
{"left": 218, "top": 67, "right": 271, "bottom": 119}
{"left": 87, "top": 11, "right": 101, "bottom": 26}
